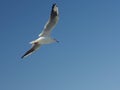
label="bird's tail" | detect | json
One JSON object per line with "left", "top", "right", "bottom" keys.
{"left": 29, "top": 40, "right": 35, "bottom": 44}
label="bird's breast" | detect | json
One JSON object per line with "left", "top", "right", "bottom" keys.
{"left": 37, "top": 37, "right": 55, "bottom": 44}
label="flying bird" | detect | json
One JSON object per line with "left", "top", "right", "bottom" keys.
{"left": 21, "top": 4, "right": 59, "bottom": 59}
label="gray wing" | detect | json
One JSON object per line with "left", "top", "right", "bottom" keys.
{"left": 21, "top": 43, "right": 41, "bottom": 59}
{"left": 39, "top": 3, "right": 59, "bottom": 37}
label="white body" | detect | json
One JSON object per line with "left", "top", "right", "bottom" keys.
{"left": 30, "top": 37, "right": 56, "bottom": 45}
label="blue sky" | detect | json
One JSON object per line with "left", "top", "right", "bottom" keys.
{"left": 0, "top": 0, "right": 120, "bottom": 90}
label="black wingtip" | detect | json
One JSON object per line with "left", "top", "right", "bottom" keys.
{"left": 21, "top": 54, "right": 26, "bottom": 59}
{"left": 21, "top": 56, "right": 24, "bottom": 59}
{"left": 52, "top": 3, "right": 57, "bottom": 8}
{"left": 51, "top": 3, "right": 58, "bottom": 18}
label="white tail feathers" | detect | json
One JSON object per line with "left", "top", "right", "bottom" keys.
{"left": 29, "top": 40, "right": 36, "bottom": 44}
{"left": 29, "top": 41, "right": 34, "bottom": 44}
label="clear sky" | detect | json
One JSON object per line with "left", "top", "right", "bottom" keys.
{"left": 0, "top": 0, "right": 120, "bottom": 90}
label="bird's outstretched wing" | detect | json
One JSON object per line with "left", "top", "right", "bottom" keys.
{"left": 39, "top": 3, "right": 59, "bottom": 37}
{"left": 21, "top": 43, "right": 41, "bottom": 59}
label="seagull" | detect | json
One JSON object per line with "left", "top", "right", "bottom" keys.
{"left": 21, "top": 3, "right": 59, "bottom": 59}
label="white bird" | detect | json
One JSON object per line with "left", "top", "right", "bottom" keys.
{"left": 21, "top": 3, "right": 59, "bottom": 59}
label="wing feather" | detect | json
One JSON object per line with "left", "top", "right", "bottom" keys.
{"left": 39, "top": 4, "right": 59, "bottom": 37}
{"left": 21, "top": 43, "right": 41, "bottom": 59}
